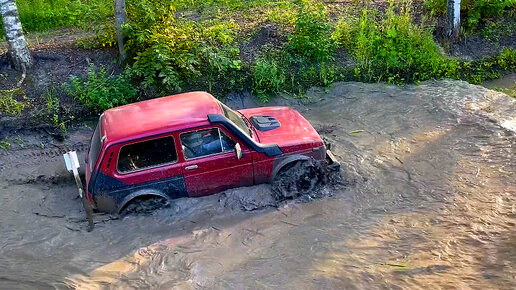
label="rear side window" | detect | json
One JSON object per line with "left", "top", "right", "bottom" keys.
{"left": 89, "top": 121, "right": 102, "bottom": 171}
{"left": 117, "top": 136, "right": 177, "bottom": 173}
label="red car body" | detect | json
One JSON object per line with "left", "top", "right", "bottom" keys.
{"left": 85, "top": 92, "right": 338, "bottom": 213}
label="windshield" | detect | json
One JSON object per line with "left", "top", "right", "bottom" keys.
{"left": 219, "top": 102, "right": 252, "bottom": 137}
{"left": 89, "top": 120, "right": 102, "bottom": 171}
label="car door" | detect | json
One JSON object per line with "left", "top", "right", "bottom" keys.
{"left": 180, "top": 126, "right": 253, "bottom": 197}
{"left": 102, "top": 134, "right": 187, "bottom": 204}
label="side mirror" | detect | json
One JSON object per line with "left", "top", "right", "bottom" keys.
{"left": 235, "top": 143, "right": 242, "bottom": 160}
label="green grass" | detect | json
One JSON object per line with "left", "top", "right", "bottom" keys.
{"left": 0, "top": 89, "right": 30, "bottom": 116}
{"left": 0, "top": 140, "right": 10, "bottom": 150}
{"left": 0, "top": 0, "right": 112, "bottom": 35}
{"left": 425, "top": 0, "right": 515, "bottom": 32}
{"left": 492, "top": 87, "right": 516, "bottom": 98}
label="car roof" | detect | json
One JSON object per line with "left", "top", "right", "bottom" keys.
{"left": 100, "top": 91, "right": 223, "bottom": 145}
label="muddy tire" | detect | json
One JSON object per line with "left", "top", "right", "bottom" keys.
{"left": 121, "top": 196, "right": 170, "bottom": 215}
{"left": 272, "top": 159, "right": 325, "bottom": 201}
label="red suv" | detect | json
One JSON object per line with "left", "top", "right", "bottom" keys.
{"left": 85, "top": 92, "right": 339, "bottom": 213}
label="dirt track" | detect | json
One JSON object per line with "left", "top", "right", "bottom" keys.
{"left": 1, "top": 80, "right": 515, "bottom": 289}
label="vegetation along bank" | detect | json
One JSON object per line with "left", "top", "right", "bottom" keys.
{"left": 0, "top": 0, "right": 515, "bottom": 134}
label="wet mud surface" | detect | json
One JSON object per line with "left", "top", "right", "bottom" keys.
{"left": 1, "top": 80, "right": 515, "bottom": 289}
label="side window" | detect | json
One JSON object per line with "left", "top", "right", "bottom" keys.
{"left": 180, "top": 128, "right": 236, "bottom": 160}
{"left": 220, "top": 129, "right": 236, "bottom": 152}
{"left": 117, "top": 136, "right": 177, "bottom": 173}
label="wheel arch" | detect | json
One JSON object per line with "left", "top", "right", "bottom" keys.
{"left": 271, "top": 154, "right": 310, "bottom": 181}
{"left": 117, "top": 189, "right": 170, "bottom": 213}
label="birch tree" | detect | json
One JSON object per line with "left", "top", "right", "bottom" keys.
{"left": 447, "top": 0, "right": 461, "bottom": 40}
{"left": 1, "top": 0, "right": 32, "bottom": 71}
{"left": 114, "top": 0, "right": 127, "bottom": 62}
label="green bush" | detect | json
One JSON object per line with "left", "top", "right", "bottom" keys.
{"left": 76, "top": 22, "right": 117, "bottom": 49}
{"left": 30, "top": 88, "right": 74, "bottom": 133}
{"left": 465, "top": 47, "right": 516, "bottom": 83}
{"left": 252, "top": 55, "right": 286, "bottom": 102}
{"left": 64, "top": 65, "right": 137, "bottom": 114}
{"left": 298, "top": 61, "right": 339, "bottom": 87}
{"left": 123, "top": 0, "right": 242, "bottom": 92}
{"left": 333, "top": 5, "right": 460, "bottom": 83}
{"left": 480, "top": 17, "right": 516, "bottom": 42}
{"left": 287, "top": 3, "right": 335, "bottom": 62}
{"left": 263, "top": 2, "right": 338, "bottom": 95}
{"left": 0, "top": 89, "right": 29, "bottom": 116}
{"left": 492, "top": 87, "right": 516, "bottom": 98}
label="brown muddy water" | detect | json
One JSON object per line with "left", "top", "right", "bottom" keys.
{"left": 1, "top": 80, "right": 515, "bottom": 289}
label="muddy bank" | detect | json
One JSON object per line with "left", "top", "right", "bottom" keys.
{"left": 0, "top": 47, "right": 118, "bottom": 132}
{"left": 0, "top": 80, "right": 515, "bottom": 289}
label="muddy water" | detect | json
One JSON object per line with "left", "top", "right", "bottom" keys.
{"left": 1, "top": 80, "right": 515, "bottom": 289}
{"left": 483, "top": 73, "right": 516, "bottom": 91}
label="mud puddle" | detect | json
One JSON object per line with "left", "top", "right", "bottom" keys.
{"left": 1, "top": 80, "right": 515, "bottom": 289}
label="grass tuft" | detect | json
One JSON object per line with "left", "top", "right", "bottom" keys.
{"left": 0, "top": 89, "right": 30, "bottom": 116}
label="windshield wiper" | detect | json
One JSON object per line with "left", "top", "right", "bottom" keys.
{"left": 238, "top": 111, "right": 254, "bottom": 138}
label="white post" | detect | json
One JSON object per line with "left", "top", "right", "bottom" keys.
{"left": 64, "top": 151, "right": 94, "bottom": 231}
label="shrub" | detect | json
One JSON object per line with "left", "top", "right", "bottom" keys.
{"left": 299, "top": 61, "right": 339, "bottom": 87}
{"left": 76, "top": 22, "right": 117, "bottom": 49}
{"left": 465, "top": 0, "right": 515, "bottom": 30}
{"left": 287, "top": 3, "right": 335, "bottom": 62}
{"left": 31, "top": 88, "right": 75, "bottom": 133}
{"left": 64, "top": 65, "right": 137, "bottom": 114}
{"left": 465, "top": 47, "right": 516, "bottom": 83}
{"left": 173, "top": 0, "right": 270, "bottom": 12}
{"left": 492, "top": 87, "right": 515, "bottom": 98}
{"left": 267, "top": 2, "right": 338, "bottom": 94}
{"left": 123, "top": 1, "right": 243, "bottom": 93}
{"left": 333, "top": 5, "right": 460, "bottom": 83}
{"left": 252, "top": 56, "right": 286, "bottom": 102}
{"left": 0, "top": 89, "right": 29, "bottom": 116}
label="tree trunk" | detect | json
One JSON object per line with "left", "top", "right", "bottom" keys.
{"left": 447, "top": 0, "right": 461, "bottom": 41}
{"left": 0, "top": 0, "right": 32, "bottom": 71}
{"left": 114, "top": 0, "right": 127, "bottom": 63}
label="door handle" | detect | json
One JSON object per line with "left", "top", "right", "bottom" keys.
{"left": 185, "top": 165, "right": 198, "bottom": 170}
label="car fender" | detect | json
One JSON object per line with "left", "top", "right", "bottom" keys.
{"left": 271, "top": 154, "right": 311, "bottom": 181}
{"left": 117, "top": 189, "right": 171, "bottom": 213}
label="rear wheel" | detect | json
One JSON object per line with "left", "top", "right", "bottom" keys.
{"left": 272, "top": 160, "right": 325, "bottom": 201}
{"left": 121, "top": 195, "right": 170, "bottom": 215}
